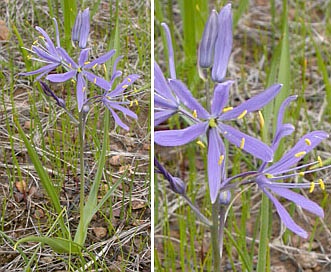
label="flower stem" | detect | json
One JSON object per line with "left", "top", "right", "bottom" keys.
{"left": 218, "top": 205, "right": 227, "bottom": 261}
{"left": 78, "top": 110, "right": 86, "bottom": 239}
{"left": 211, "top": 201, "right": 221, "bottom": 271}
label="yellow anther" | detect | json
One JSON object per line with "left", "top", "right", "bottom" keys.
{"left": 218, "top": 155, "right": 224, "bottom": 165}
{"left": 93, "top": 78, "right": 97, "bottom": 84}
{"left": 266, "top": 173, "right": 274, "bottom": 179}
{"left": 258, "top": 111, "right": 265, "bottom": 128}
{"left": 135, "top": 99, "right": 138, "bottom": 106}
{"left": 318, "top": 179, "right": 325, "bottom": 190}
{"left": 103, "top": 64, "right": 107, "bottom": 74}
{"left": 318, "top": 156, "right": 323, "bottom": 167}
{"left": 27, "top": 55, "right": 32, "bottom": 60}
{"left": 107, "top": 96, "right": 112, "bottom": 100}
{"left": 127, "top": 78, "right": 132, "bottom": 82}
{"left": 209, "top": 118, "right": 217, "bottom": 128}
{"left": 237, "top": 110, "right": 247, "bottom": 120}
{"left": 84, "top": 61, "right": 90, "bottom": 65}
{"left": 93, "top": 63, "right": 98, "bottom": 69}
{"left": 295, "top": 151, "right": 306, "bottom": 158}
{"left": 71, "top": 79, "right": 76, "bottom": 84}
{"left": 82, "top": 86, "right": 86, "bottom": 93}
{"left": 130, "top": 101, "right": 133, "bottom": 107}
{"left": 240, "top": 138, "right": 245, "bottom": 149}
{"left": 33, "top": 40, "right": 38, "bottom": 45}
{"left": 222, "top": 107, "right": 233, "bottom": 113}
{"left": 196, "top": 140, "right": 205, "bottom": 149}
{"left": 299, "top": 172, "right": 305, "bottom": 177}
{"left": 38, "top": 35, "right": 45, "bottom": 40}
{"left": 305, "top": 138, "right": 311, "bottom": 146}
{"left": 192, "top": 110, "right": 197, "bottom": 118}
{"left": 309, "top": 182, "right": 315, "bottom": 193}
{"left": 122, "top": 84, "right": 129, "bottom": 89}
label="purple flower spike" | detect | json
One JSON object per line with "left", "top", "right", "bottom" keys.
{"left": 211, "top": 4, "right": 232, "bottom": 82}
{"left": 199, "top": 10, "right": 218, "bottom": 68}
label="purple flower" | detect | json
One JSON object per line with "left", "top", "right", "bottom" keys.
{"left": 154, "top": 158, "right": 186, "bottom": 195}
{"left": 253, "top": 96, "right": 328, "bottom": 238}
{"left": 39, "top": 81, "right": 65, "bottom": 108}
{"left": 154, "top": 62, "right": 179, "bottom": 126}
{"left": 72, "top": 8, "right": 90, "bottom": 49}
{"left": 101, "top": 73, "right": 140, "bottom": 131}
{"left": 155, "top": 80, "right": 282, "bottom": 203}
{"left": 20, "top": 19, "right": 63, "bottom": 79}
{"left": 46, "top": 48, "right": 115, "bottom": 111}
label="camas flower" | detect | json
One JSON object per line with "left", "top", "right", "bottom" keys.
{"left": 46, "top": 48, "right": 115, "bottom": 111}
{"left": 20, "top": 19, "right": 63, "bottom": 79}
{"left": 253, "top": 96, "right": 328, "bottom": 238}
{"left": 72, "top": 8, "right": 90, "bottom": 49}
{"left": 155, "top": 80, "right": 282, "bottom": 203}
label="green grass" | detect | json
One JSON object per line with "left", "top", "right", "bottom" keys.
{"left": 1, "top": 0, "right": 150, "bottom": 270}
{"left": 154, "top": 0, "right": 331, "bottom": 271}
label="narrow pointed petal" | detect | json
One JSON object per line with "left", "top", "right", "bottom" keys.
{"left": 78, "top": 48, "right": 91, "bottom": 66}
{"left": 155, "top": 123, "right": 207, "bottom": 146}
{"left": 265, "top": 131, "right": 328, "bottom": 174}
{"left": 155, "top": 110, "right": 177, "bottom": 126}
{"left": 262, "top": 187, "right": 308, "bottom": 238}
{"left": 161, "top": 23, "right": 176, "bottom": 79}
{"left": 208, "top": 128, "right": 226, "bottom": 203}
{"left": 52, "top": 18, "right": 61, "bottom": 48}
{"left": 84, "top": 71, "right": 111, "bottom": 90}
{"left": 35, "top": 26, "right": 57, "bottom": 56}
{"left": 57, "top": 47, "right": 78, "bottom": 68}
{"left": 155, "top": 62, "right": 174, "bottom": 101}
{"left": 170, "top": 79, "right": 210, "bottom": 119}
{"left": 211, "top": 80, "right": 233, "bottom": 116}
{"left": 271, "top": 95, "right": 297, "bottom": 151}
{"left": 76, "top": 73, "right": 87, "bottom": 111}
{"left": 46, "top": 70, "right": 76, "bottom": 82}
{"left": 198, "top": 10, "right": 218, "bottom": 68}
{"left": 107, "top": 102, "right": 137, "bottom": 119}
{"left": 219, "top": 124, "right": 273, "bottom": 161}
{"left": 155, "top": 94, "right": 178, "bottom": 109}
{"left": 268, "top": 186, "right": 324, "bottom": 218}
{"left": 108, "top": 74, "right": 140, "bottom": 97}
{"left": 84, "top": 49, "right": 116, "bottom": 69}
{"left": 107, "top": 107, "right": 129, "bottom": 130}
{"left": 211, "top": 4, "right": 232, "bottom": 82}
{"left": 19, "top": 62, "right": 59, "bottom": 77}
{"left": 79, "top": 8, "right": 90, "bottom": 48}
{"left": 32, "top": 46, "right": 60, "bottom": 63}
{"left": 220, "top": 84, "right": 282, "bottom": 121}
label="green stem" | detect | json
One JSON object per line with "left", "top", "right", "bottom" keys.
{"left": 257, "top": 194, "right": 269, "bottom": 272}
{"left": 218, "top": 205, "right": 227, "bottom": 261}
{"left": 78, "top": 110, "right": 86, "bottom": 242}
{"left": 211, "top": 201, "right": 221, "bottom": 271}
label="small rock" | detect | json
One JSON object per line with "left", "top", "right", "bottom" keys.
{"left": 109, "top": 155, "right": 121, "bottom": 166}
{"left": 296, "top": 252, "right": 318, "bottom": 269}
{"left": 15, "top": 180, "right": 27, "bottom": 193}
{"left": 93, "top": 226, "right": 107, "bottom": 238}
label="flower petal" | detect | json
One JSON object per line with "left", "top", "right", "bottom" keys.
{"left": 108, "top": 74, "right": 140, "bottom": 98}
{"left": 211, "top": 4, "right": 232, "bottom": 82}
{"left": 170, "top": 79, "right": 210, "bottom": 119}
{"left": 46, "top": 70, "right": 77, "bottom": 82}
{"left": 211, "top": 80, "right": 233, "bottom": 116}
{"left": 219, "top": 123, "right": 273, "bottom": 161}
{"left": 155, "top": 122, "right": 208, "bottom": 146}
{"left": 262, "top": 186, "right": 308, "bottom": 238}
{"left": 110, "top": 55, "right": 123, "bottom": 86}
{"left": 84, "top": 71, "right": 111, "bottom": 91}
{"left": 19, "top": 62, "right": 59, "bottom": 78}
{"left": 154, "top": 62, "right": 175, "bottom": 102}
{"left": 32, "top": 46, "right": 60, "bottom": 63}
{"left": 35, "top": 26, "right": 57, "bottom": 56}
{"left": 208, "top": 127, "right": 226, "bottom": 203}
{"left": 57, "top": 47, "right": 78, "bottom": 68}
{"left": 76, "top": 73, "right": 87, "bottom": 111}
{"left": 155, "top": 110, "right": 177, "bottom": 126}
{"left": 161, "top": 23, "right": 176, "bottom": 79}
{"left": 107, "top": 107, "right": 129, "bottom": 131}
{"left": 84, "top": 49, "right": 116, "bottom": 69}
{"left": 79, "top": 48, "right": 91, "bottom": 67}
{"left": 79, "top": 8, "right": 90, "bottom": 49}
{"left": 106, "top": 102, "right": 137, "bottom": 119}
{"left": 267, "top": 185, "right": 324, "bottom": 218}
{"left": 220, "top": 84, "right": 282, "bottom": 121}
{"left": 265, "top": 131, "right": 329, "bottom": 174}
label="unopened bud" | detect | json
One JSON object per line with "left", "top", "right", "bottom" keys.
{"left": 198, "top": 10, "right": 218, "bottom": 68}
{"left": 72, "top": 11, "right": 82, "bottom": 42}
{"left": 170, "top": 177, "right": 186, "bottom": 195}
{"left": 39, "top": 81, "right": 66, "bottom": 109}
{"left": 219, "top": 190, "right": 231, "bottom": 205}
{"left": 79, "top": 8, "right": 90, "bottom": 49}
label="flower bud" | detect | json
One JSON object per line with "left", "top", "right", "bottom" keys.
{"left": 211, "top": 4, "right": 232, "bottom": 83}
{"left": 170, "top": 177, "right": 186, "bottom": 195}
{"left": 72, "top": 11, "right": 82, "bottom": 42}
{"left": 39, "top": 81, "right": 66, "bottom": 108}
{"left": 198, "top": 10, "right": 218, "bottom": 68}
{"left": 79, "top": 8, "right": 90, "bottom": 49}
{"left": 219, "top": 190, "right": 231, "bottom": 205}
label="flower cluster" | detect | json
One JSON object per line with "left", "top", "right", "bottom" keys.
{"left": 21, "top": 8, "right": 139, "bottom": 130}
{"left": 155, "top": 4, "right": 328, "bottom": 238}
